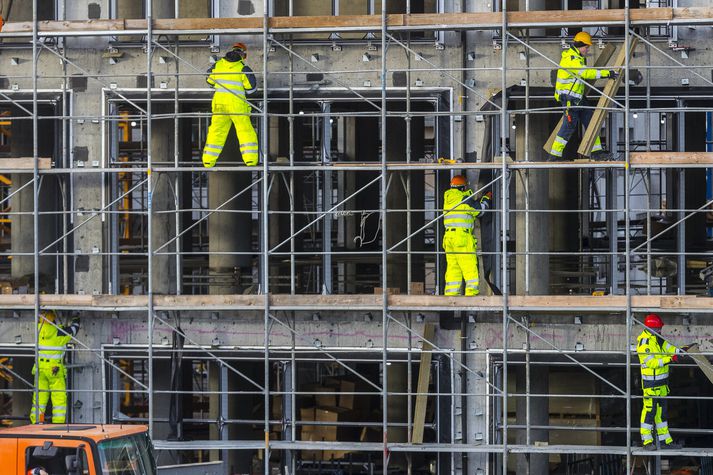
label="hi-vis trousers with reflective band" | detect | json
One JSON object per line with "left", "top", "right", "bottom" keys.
{"left": 30, "top": 364, "right": 68, "bottom": 424}
{"left": 640, "top": 384, "right": 673, "bottom": 446}
{"left": 443, "top": 229, "right": 479, "bottom": 296}
{"left": 202, "top": 92, "right": 259, "bottom": 167}
{"left": 549, "top": 96, "right": 603, "bottom": 158}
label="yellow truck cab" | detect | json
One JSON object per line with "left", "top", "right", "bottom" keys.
{"left": 0, "top": 424, "right": 156, "bottom": 475}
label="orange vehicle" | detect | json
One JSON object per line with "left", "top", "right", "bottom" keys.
{"left": 0, "top": 424, "right": 157, "bottom": 475}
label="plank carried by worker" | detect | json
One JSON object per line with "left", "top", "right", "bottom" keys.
{"left": 543, "top": 43, "right": 616, "bottom": 155}
{"left": 411, "top": 323, "right": 435, "bottom": 444}
{"left": 686, "top": 344, "right": 713, "bottom": 385}
{"left": 577, "top": 37, "right": 638, "bottom": 158}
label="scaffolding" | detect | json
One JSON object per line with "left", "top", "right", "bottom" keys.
{"left": 0, "top": 1, "right": 712, "bottom": 474}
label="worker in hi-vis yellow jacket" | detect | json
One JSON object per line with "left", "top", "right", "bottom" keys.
{"left": 30, "top": 310, "right": 80, "bottom": 424}
{"left": 201, "top": 43, "right": 259, "bottom": 168}
{"left": 549, "top": 31, "right": 618, "bottom": 161}
{"left": 442, "top": 175, "right": 491, "bottom": 296}
{"left": 637, "top": 313, "right": 693, "bottom": 451}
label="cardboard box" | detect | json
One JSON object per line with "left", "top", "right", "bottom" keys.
{"left": 323, "top": 378, "right": 356, "bottom": 410}
{"left": 410, "top": 282, "right": 425, "bottom": 295}
{"left": 304, "top": 384, "right": 338, "bottom": 408}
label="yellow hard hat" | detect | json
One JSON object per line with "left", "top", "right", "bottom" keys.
{"left": 40, "top": 310, "right": 56, "bottom": 323}
{"left": 573, "top": 31, "right": 593, "bottom": 46}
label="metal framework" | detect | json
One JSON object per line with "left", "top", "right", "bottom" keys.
{"left": 0, "top": 1, "right": 712, "bottom": 475}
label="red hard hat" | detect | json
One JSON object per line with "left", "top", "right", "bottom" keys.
{"left": 450, "top": 175, "right": 467, "bottom": 187}
{"left": 644, "top": 313, "right": 663, "bottom": 329}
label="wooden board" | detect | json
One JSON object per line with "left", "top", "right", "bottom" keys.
{"left": 0, "top": 158, "right": 51, "bottom": 170}
{"left": 630, "top": 152, "right": 713, "bottom": 165}
{"left": 543, "top": 43, "right": 617, "bottom": 155}
{"left": 578, "top": 37, "right": 638, "bottom": 157}
{"left": 2, "top": 8, "right": 713, "bottom": 35}
{"left": 0, "top": 293, "right": 707, "bottom": 311}
{"left": 686, "top": 344, "right": 713, "bottom": 386}
{"left": 411, "top": 323, "right": 435, "bottom": 444}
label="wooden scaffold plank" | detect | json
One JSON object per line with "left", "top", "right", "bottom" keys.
{"left": 577, "top": 37, "right": 638, "bottom": 157}
{"left": 411, "top": 323, "right": 435, "bottom": 444}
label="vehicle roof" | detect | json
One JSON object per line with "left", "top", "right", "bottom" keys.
{"left": 0, "top": 424, "right": 148, "bottom": 442}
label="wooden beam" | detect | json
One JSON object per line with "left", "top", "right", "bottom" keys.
{"left": 0, "top": 158, "right": 51, "bottom": 170}
{"left": 630, "top": 152, "right": 713, "bottom": 165}
{"left": 2, "top": 8, "right": 713, "bottom": 35}
{"left": 578, "top": 37, "right": 638, "bottom": 157}
{"left": 0, "top": 293, "right": 708, "bottom": 311}
{"left": 543, "top": 43, "right": 617, "bottom": 155}
{"left": 411, "top": 323, "right": 435, "bottom": 445}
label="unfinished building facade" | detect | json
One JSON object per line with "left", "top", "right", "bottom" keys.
{"left": 0, "top": 0, "right": 712, "bottom": 474}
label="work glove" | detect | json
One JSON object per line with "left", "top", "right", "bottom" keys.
{"left": 671, "top": 354, "right": 678, "bottom": 363}
{"left": 607, "top": 70, "right": 620, "bottom": 80}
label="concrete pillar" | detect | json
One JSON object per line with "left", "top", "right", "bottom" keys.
{"left": 515, "top": 115, "right": 550, "bottom": 295}
{"left": 10, "top": 106, "right": 57, "bottom": 290}
{"left": 515, "top": 364, "right": 549, "bottom": 474}
{"left": 73, "top": 95, "right": 104, "bottom": 295}
{"left": 208, "top": 128, "right": 252, "bottom": 294}
{"left": 150, "top": 107, "right": 177, "bottom": 294}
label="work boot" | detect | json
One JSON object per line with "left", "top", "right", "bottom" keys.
{"left": 642, "top": 443, "right": 657, "bottom": 452}
{"left": 547, "top": 154, "right": 565, "bottom": 162}
{"left": 591, "top": 150, "right": 614, "bottom": 161}
{"left": 661, "top": 442, "right": 682, "bottom": 450}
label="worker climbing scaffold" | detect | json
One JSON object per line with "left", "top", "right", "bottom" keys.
{"left": 549, "top": 32, "right": 618, "bottom": 161}
{"left": 201, "top": 42, "right": 259, "bottom": 168}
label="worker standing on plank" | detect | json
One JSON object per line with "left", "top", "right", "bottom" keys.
{"left": 637, "top": 313, "right": 692, "bottom": 451}
{"left": 201, "top": 43, "right": 259, "bottom": 168}
{"left": 443, "top": 175, "right": 491, "bottom": 296}
{"left": 30, "top": 311, "right": 80, "bottom": 424}
{"left": 549, "top": 31, "right": 618, "bottom": 161}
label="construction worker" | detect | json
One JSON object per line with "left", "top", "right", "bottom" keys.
{"left": 549, "top": 31, "right": 618, "bottom": 161}
{"left": 443, "top": 175, "right": 492, "bottom": 296}
{"left": 29, "top": 311, "right": 80, "bottom": 424}
{"left": 637, "top": 313, "right": 692, "bottom": 451}
{"left": 201, "top": 42, "right": 259, "bottom": 168}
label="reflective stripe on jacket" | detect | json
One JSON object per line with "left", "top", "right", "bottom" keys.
{"left": 554, "top": 46, "right": 603, "bottom": 102}
{"left": 443, "top": 189, "right": 485, "bottom": 230}
{"left": 637, "top": 329, "right": 679, "bottom": 389}
{"left": 207, "top": 58, "right": 256, "bottom": 99}
{"left": 37, "top": 321, "right": 78, "bottom": 364}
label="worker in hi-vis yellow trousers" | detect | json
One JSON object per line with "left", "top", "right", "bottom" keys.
{"left": 201, "top": 42, "right": 259, "bottom": 168}
{"left": 30, "top": 311, "right": 80, "bottom": 424}
{"left": 549, "top": 31, "right": 618, "bottom": 161}
{"left": 443, "top": 175, "right": 491, "bottom": 296}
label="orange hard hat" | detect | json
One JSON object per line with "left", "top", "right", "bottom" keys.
{"left": 450, "top": 175, "right": 467, "bottom": 188}
{"left": 573, "top": 31, "right": 593, "bottom": 46}
{"left": 232, "top": 42, "right": 247, "bottom": 52}
{"left": 644, "top": 313, "right": 663, "bottom": 329}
